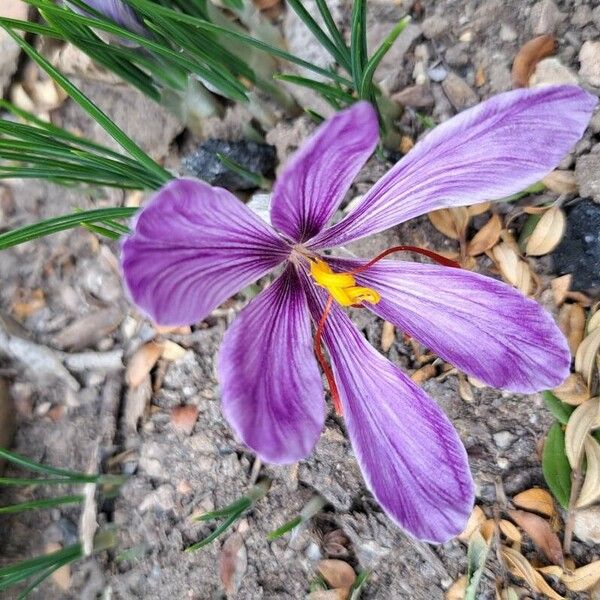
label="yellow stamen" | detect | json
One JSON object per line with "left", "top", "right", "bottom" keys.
{"left": 310, "top": 259, "right": 381, "bottom": 306}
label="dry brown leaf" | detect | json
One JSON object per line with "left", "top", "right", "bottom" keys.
{"left": 551, "top": 274, "right": 572, "bottom": 307}
{"left": 576, "top": 436, "right": 600, "bottom": 508}
{"left": 219, "top": 532, "right": 247, "bottom": 595}
{"left": 428, "top": 207, "right": 469, "bottom": 240}
{"left": 467, "top": 202, "right": 491, "bottom": 217}
{"left": 498, "top": 519, "right": 522, "bottom": 544}
{"left": 480, "top": 519, "right": 496, "bottom": 542}
{"left": 124, "top": 374, "right": 152, "bottom": 430}
{"left": 552, "top": 373, "right": 590, "bottom": 406}
{"left": 161, "top": 340, "right": 187, "bottom": 361}
{"left": 252, "top": 0, "right": 280, "bottom": 9}
{"left": 507, "top": 509, "right": 563, "bottom": 565}
{"left": 513, "top": 488, "right": 556, "bottom": 518}
{"left": 525, "top": 207, "right": 566, "bottom": 256}
{"left": 588, "top": 309, "right": 600, "bottom": 332}
{"left": 399, "top": 135, "right": 414, "bottom": 154}
{"left": 492, "top": 243, "right": 532, "bottom": 295}
{"left": 565, "top": 397, "right": 600, "bottom": 469}
{"left": 467, "top": 214, "right": 502, "bottom": 256}
{"left": 125, "top": 342, "right": 163, "bottom": 388}
{"left": 318, "top": 560, "right": 356, "bottom": 589}
{"left": 474, "top": 65, "right": 486, "bottom": 87}
{"left": 561, "top": 560, "right": 600, "bottom": 592}
{"left": 501, "top": 546, "right": 564, "bottom": 600}
{"left": 381, "top": 321, "right": 396, "bottom": 352}
{"left": 537, "top": 565, "right": 564, "bottom": 577}
{"left": 458, "top": 505, "right": 487, "bottom": 542}
{"left": 445, "top": 575, "right": 467, "bottom": 600}
{"left": 458, "top": 376, "right": 474, "bottom": 403}
{"left": 575, "top": 327, "right": 600, "bottom": 386}
{"left": 542, "top": 170, "right": 578, "bottom": 194}
{"left": 411, "top": 364, "right": 436, "bottom": 384}
{"left": 558, "top": 303, "right": 586, "bottom": 356}
{"left": 512, "top": 35, "right": 557, "bottom": 87}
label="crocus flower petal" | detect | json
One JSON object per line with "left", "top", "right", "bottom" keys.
{"left": 331, "top": 258, "right": 570, "bottom": 393}
{"left": 309, "top": 86, "right": 597, "bottom": 249}
{"left": 121, "top": 178, "right": 290, "bottom": 325}
{"left": 219, "top": 266, "right": 325, "bottom": 464}
{"left": 76, "top": 0, "right": 147, "bottom": 35}
{"left": 270, "top": 101, "right": 379, "bottom": 242}
{"left": 302, "top": 276, "right": 474, "bottom": 543}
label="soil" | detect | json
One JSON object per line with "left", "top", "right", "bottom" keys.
{"left": 1, "top": 0, "right": 600, "bottom": 599}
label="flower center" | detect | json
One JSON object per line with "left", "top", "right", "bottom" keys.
{"left": 310, "top": 259, "right": 381, "bottom": 306}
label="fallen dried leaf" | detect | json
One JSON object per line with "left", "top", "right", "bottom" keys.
{"left": 501, "top": 546, "right": 564, "bottom": 600}
{"left": 575, "top": 327, "right": 600, "bottom": 386}
{"left": 307, "top": 590, "right": 348, "bottom": 600}
{"left": 474, "top": 65, "right": 486, "bottom": 87}
{"left": 492, "top": 243, "right": 532, "bottom": 295}
{"left": 512, "top": 35, "right": 557, "bottom": 87}
{"left": 219, "top": 532, "right": 247, "bottom": 595}
{"left": 565, "top": 397, "right": 600, "bottom": 469}
{"left": 318, "top": 559, "right": 356, "bottom": 589}
{"left": 458, "top": 375, "right": 474, "bottom": 403}
{"left": 124, "top": 374, "right": 152, "bottom": 430}
{"left": 161, "top": 340, "right": 187, "bottom": 361}
{"left": 170, "top": 404, "right": 199, "bottom": 436}
{"left": 480, "top": 519, "right": 495, "bottom": 542}
{"left": 445, "top": 575, "right": 467, "bottom": 600}
{"left": 525, "top": 207, "right": 566, "bottom": 256}
{"left": 126, "top": 342, "right": 163, "bottom": 388}
{"left": 576, "top": 436, "right": 600, "bottom": 507}
{"left": 428, "top": 207, "right": 469, "bottom": 240}
{"left": 507, "top": 509, "right": 563, "bottom": 565}
{"left": 499, "top": 519, "right": 522, "bottom": 545}
{"left": 551, "top": 274, "right": 571, "bottom": 307}
{"left": 542, "top": 170, "right": 578, "bottom": 194}
{"left": 458, "top": 505, "right": 487, "bottom": 543}
{"left": 467, "top": 213, "right": 502, "bottom": 256}
{"left": 381, "top": 321, "right": 395, "bottom": 352}
{"left": 513, "top": 488, "right": 556, "bottom": 518}
{"left": 588, "top": 308, "right": 600, "bottom": 332}
{"left": 410, "top": 364, "right": 436, "bottom": 384}
{"left": 467, "top": 202, "right": 491, "bottom": 217}
{"left": 561, "top": 561, "right": 600, "bottom": 592}
{"left": 558, "top": 303, "right": 586, "bottom": 356}
{"left": 552, "top": 373, "right": 590, "bottom": 406}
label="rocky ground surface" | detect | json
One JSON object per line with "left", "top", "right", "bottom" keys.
{"left": 0, "top": 0, "right": 599, "bottom": 599}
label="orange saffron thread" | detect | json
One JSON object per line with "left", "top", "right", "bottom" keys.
{"left": 350, "top": 245, "right": 461, "bottom": 273}
{"left": 313, "top": 295, "right": 343, "bottom": 415}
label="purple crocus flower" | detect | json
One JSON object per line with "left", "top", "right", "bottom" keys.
{"left": 121, "top": 85, "right": 596, "bottom": 543}
{"left": 74, "top": 0, "right": 147, "bottom": 36}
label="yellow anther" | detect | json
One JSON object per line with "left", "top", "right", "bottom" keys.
{"left": 310, "top": 259, "right": 380, "bottom": 306}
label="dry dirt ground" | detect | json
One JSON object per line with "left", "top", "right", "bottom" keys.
{"left": 1, "top": 0, "right": 600, "bottom": 598}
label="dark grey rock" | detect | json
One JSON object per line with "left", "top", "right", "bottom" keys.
{"left": 182, "top": 139, "right": 276, "bottom": 191}
{"left": 552, "top": 200, "right": 600, "bottom": 291}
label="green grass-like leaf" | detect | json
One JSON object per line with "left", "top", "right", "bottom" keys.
{"left": 0, "top": 207, "right": 137, "bottom": 250}
{"left": 0, "top": 494, "right": 84, "bottom": 514}
{"left": 542, "top": 390, "right": 575, "bottom": 425}
{"left": 542, "top": 422, "right": 572, "bottom": 509}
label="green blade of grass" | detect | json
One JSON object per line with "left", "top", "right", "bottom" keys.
{"left": 186, "top": 508, "right": 245, "bottom": 551}
{"left": 0, "top": 207, "right": 137, "bottom": 249}
{"left": 0, "top": 477, "right": 75, "bottom": 486}
{"left": 314, "top": 0, "right": 350, "bottom": 62}
{"left": 274, "top": 73, "right": 355, "bottom": 104}
{"left": 0, "top": 494, "right": 84, "bottom": 514}
{"left": 360, "top": 16, "right": 410, "bottom": 99}
{"left": 286, "top": 0, "right": 350, "bottom": 72}
{"left": 216, "top": 153, "right": 269, "bottom": 189}
{"left": 349, "top": 0, "right": 367, "bottom": 91}
{"left": 0, "top": 22, "right": 171, "bottom": 185}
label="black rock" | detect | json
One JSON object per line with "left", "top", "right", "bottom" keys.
{"left": 182, "top": 139, "right": 276, "bottom": 191}
{"left": 552, "top": 199, "right": 600, "bottom": 291}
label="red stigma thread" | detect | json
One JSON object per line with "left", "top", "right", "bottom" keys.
{"left": 350, "top": 245, "right": 461, "bottom": 274}
{"left": 312, "top": 245, "right": 459, "bottom": 417}
{"left": 313, "top": 295, "right": 343, "bottom": 415}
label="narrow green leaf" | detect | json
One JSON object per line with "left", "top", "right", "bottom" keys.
{"left": 0, "top": 22, "right": 171, "bottom": 185}
{"left": 542, "top": 422, "right": 572, "bottom": 509}
{"left": 286, "top": 0, "right": 350, "bottom": 71}
{"left": 0, "top": 494, "right": 84, "bottom": 514}
{"left": 216, "top": 153, "right": 269, "bottom": 189}
{"left": 543, "top": 390, "right": 575, "bottom": 425}
{"left": 349, "top": 569, "right": 371, "bottom": 600}
{"left": 360, "top": 16, "right": 410, "bottom": 98}
{"left": 314, "top": 0, "right": 350, "bottom": 62}
{"left": 274, "top": 74, "right": 354, "bottom": 104}
{"left": 194, "top": 496, "right": 252, "bottom": 521}
{"left": 186, "top": 508, "right": 245, "bottom": 551}
{"left": 349, "top": 0, "right": 367, "bottom": 90}
{"left": 266, "top": 515, "right": 302, "bottom": 541}
{"left": 0, "top": 207, "right": 137, "bottom": 249}
{"left": 0, "top": 477, "right": 75, "bottom": 486}
{"left": 464, "top": 530, "right": 490, "bottom": 600}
